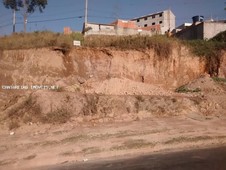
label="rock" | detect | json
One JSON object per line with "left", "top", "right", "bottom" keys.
{"left": 77, "top": 77, "right": 86, "bottom": 84}
{"left": 10, "top": 132, "right": 15, "bottom": 136}
{"left": 83, "top": 158, "right": 88, "bottom": 162}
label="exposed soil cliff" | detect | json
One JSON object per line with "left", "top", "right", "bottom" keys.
{"left": 0, "top": 46, "right": 206, "bottom": 90}
{"left": 0, "top": 46, "right": 226, "bottom": 128}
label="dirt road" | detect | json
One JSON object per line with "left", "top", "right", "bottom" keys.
{"left": 1, "top": 115, "right": 226, "bottom": 170}
{"left": 40, "top": 146, "right": 226, "bottom": 170}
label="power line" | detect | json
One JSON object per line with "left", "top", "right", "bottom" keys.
{"left": 29, "top": 9, "right": 84, "bottom": 18}
{"left": 0, "top": 15, "right": 83, "bottom": 28}
{"left": 17, "top": 16, "right": 83, "bottom": 24}
{"left": 0, "top": 23, "right": 12, "bottom": 28}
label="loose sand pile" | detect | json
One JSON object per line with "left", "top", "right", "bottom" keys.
{"left": 83, "top": 78, "right": 173, "bottom": 96}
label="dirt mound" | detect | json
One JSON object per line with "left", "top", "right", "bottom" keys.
{"left": 81, "top": 78, "right": 173, "bottom": 96}
{"left": 2, "top": 90, "right": 203, "bottom": 129}
{"left": 177, "top": 74, "right": 226, "bottom": 116}
{"left": 185, "top": 74, "right": 223, "bottom": 93}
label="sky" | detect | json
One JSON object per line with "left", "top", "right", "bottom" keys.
{"left": 0, "top": 0, "right": 226, "bottom": 35}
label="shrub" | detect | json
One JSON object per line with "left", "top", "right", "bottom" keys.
{"left": 212, "top": 77, "right": 226, "bottom": 83}
{"left": 41, "top": 109, "right": 71, "bottom": 124}
{"left": 184, "top": 40, "right": 226, "bottom": 76}
{"left": 83, "top": 35, "right": 175, "bottom": 58}
{"left": 175, "top": 85, "right": 201, "bottom": 93}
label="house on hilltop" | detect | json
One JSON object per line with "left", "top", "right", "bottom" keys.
{"left": 83, "top": 9, "right": 175, "bottom": 36}
{"left": 131, "top": 9, "right": 176, "bottom": 34}
{"left": 83, "top": 19, "right": 160, "bottom": 36}
{"left": 175, "top": 16, "right": 226, "bottom": 40}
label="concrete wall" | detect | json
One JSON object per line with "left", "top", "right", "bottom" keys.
{"left": 175, "top": 21, "right": 226, "bottom": 40}
{"left": 132, "top": 10, "right": 175, "bottom": 34}
{"left": 162, "top": 10, "right": 176, "bottom": 33}
{"left": 203, "top": 22, "right": 226, "bottom": 40}
{"left": 84, "top": 23, "right": 156, "bottom": 36}
{"left": 112, "top": 20, "right": 137, "bottom": 29}
{"left": 134, "top": 12, "right": 163, "bottom": 28}
{"left": 84, "top": 23, "right": 116, "bottom": 36}
{"left": 175, "top": 23, "right": 204, "bottom": 40}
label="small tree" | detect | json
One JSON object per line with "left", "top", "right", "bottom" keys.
{"left": 3, "top": 0, "right": 48, "bottom": 32}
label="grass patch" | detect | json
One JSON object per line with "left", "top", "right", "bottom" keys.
{"left": 0, "top": 31, "right": 83, "bottom": 50}
{"left": 111, "top": 139, "right": 155, "bottom": 151}
{"left": 163, "top": 135, "right": 226, "bottom": 145}
{"left": 212, "top": 77, "right": 226, "bottom": 83}
{"left": 61, "top": 134, "right": 87, "bottom": 143}
{"left": 82, "top": 147, "right": 102, "bottom": 154}
{"left": 184, "top": 40, "right": 226, "bottom": 76}
{"left": 84, "top": 35, "right": 175, "bottom": 58}
{"left": 175, "top": 85, "right": 201, "bottom": 93}
{"left": 60, "top": 150, "right": 79, "bottom": 156}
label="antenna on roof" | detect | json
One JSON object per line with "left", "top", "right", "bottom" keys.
{"left": 85, "top": 0, "right": 88, "bottom": 23}
{"left": 210, "top": 13, "right": 214, "bottom": 22}
{"left": 113, "top": 2, "right": 119, "bottom": 20}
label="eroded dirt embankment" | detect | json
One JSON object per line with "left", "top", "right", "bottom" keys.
{"left": 0, "top": 46, "right": 206, "bottom": 90}
{"left": 0, "top": 47, "right": 226, "bottom": 127}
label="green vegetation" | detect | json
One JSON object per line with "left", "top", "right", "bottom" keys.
{"left": 164, "top": 135, "right": 226, "bottom": 145}
{"left": 83, "top": 35, "right": 175, "bottom": 58}
{"left": 175, "top": 85, "right": 201, "bottom": 93}
{"left": 212, "top": 77, "right": 226, "bottom": 83}
{"left": 183, "top": 31, "right": 226, "bottom": 76}
{"left": 184, "top": 39, "right": 226, "bottom": 76}
{"left": 211, "top": 30, "right": 226, "bottom": 42}
{"left": 3, "top": 0, "right": 48, "bottom": 32}
{"left": 111, "top": 139, "right": 155, "bottom": 151}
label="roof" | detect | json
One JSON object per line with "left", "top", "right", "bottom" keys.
{"left": 86, "top": 22, "right": 115, "bottom": 26}
{"left": 131, "top": 9, "right": 174, "bottom": 21}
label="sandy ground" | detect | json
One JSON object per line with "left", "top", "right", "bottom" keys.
{"left": 1, "top": 115, "right": 226, "bottom": 170}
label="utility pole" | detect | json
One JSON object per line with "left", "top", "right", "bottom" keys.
{"left": 13, "top": 9, "right": 16, "bottom": 33}
{"left": 85, "top": 0, "right": 88, "bottom": 23}
{"left": 23, "top": 0, "right": 28, "bottom": 32}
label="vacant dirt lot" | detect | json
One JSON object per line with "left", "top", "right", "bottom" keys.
{"left": 0, "top": 47, "right": 226, "bottom": 169}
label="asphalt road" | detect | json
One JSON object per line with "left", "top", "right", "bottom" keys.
{"left": 41, "top": 146, "right": 226, "bottom": 170}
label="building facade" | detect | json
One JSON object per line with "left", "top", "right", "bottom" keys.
{"left": 175, "top": 21, "right": 226, "bottom": 40}
{"left": 131, "top": 9, "right": 175, "bottom": 34}
{"left": 83, "top": 19, "right": 160, "bottom": 36}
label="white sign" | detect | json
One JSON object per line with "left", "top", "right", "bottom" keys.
{"left": 73, "top": 40, "right": 81, "bottom": 46}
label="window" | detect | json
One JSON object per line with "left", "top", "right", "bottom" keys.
{"left": 159, "top": 13, "right": 162, "bottom": 17}
{"left": 144, "top": 17, "right": 148, "bottom": 20}
{"left": 144, "top": 24, "right": 148, "bottom": 27}
{"left": 137, "top": 19, "right": 140, "bottom": 22}
{"left": 152, "top": 22, "right": 155, "bottom": 25}
{"left": 152, "top": 15, "right": 155, "bottom": 19}
{"left": 159, "top": 21, "right": 162, "bottom": 24}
